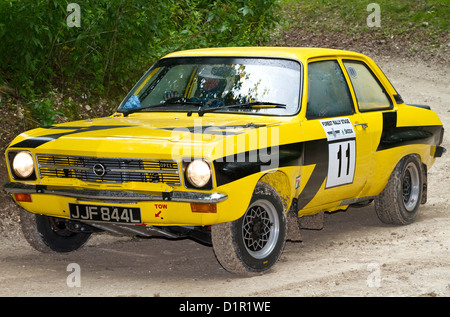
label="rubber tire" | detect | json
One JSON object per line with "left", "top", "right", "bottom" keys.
{"left": 211, "top": 182, "right": 286, "bottom": 275}
{"left": 20, "top": 208, "right": 91, "bottom": 253}
{"left": 374, "top": 155, "right": 423, "bottom": 225}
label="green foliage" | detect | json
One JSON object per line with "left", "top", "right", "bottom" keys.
{"left": 0, "top": 0, "right": 281, "bottom": 100}
{"left": 29, "top": 97, "right": 63, "bottom": 127}
{"left": 281, "top": 0, "right": 449, "bottom": 36}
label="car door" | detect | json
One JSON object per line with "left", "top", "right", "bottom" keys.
{"left": 341, "top": 59, "right": 396, "bottom": 192}
{"left": 298, "top": 58, "right": 371, "bottom": 211}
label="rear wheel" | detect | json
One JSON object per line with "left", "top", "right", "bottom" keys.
{"left": 20, "top": 208, "right": 91, "bottom": 253}
{"left": 374, "top": 155, "right": 423, "bottom": 225}
{"left": 211, "top": 182, "right": 286, "bottom": 275}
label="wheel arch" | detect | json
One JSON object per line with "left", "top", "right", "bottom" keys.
{"left": 376, "top": 152, "right": 423, "bottom": 196}
{"left": 258, "top": 171, "right": 292, "bottom": 213}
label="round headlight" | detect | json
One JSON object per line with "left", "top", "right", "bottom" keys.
{"left": 12, "top": 151, "right": 34, "bottom": 178}
{"left": 186, "top": 160, "right": 211, "bottom": 188}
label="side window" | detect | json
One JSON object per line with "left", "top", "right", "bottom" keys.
{"left": 343, "top": 61, "right": 392, "bottom": 111}
{"left": 307, "top": 60, "right": 354, "bottom": 119}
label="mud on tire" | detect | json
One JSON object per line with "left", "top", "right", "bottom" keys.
{"left": 20, "top": 208, "right": 91, "bottom": 253}
{"left": 374, "top": 155, "right": 424, "bottom": 225}
{"left": 211, "top": 181, "right": 287, "bottom": 275}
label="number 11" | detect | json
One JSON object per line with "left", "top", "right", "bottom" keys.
{"left": 337, "top": 143, "right": 351, "bottom": 178}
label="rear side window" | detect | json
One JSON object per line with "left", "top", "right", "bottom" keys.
{"left": 343, "top": 61, "right": 392, "bottom": 111}
{"left": 306, "top": 60, "right": 354, "bottom": 119}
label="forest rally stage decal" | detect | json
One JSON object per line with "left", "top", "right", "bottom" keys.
{"left": 319, "top": 117, "right": 356, "bottom": 188}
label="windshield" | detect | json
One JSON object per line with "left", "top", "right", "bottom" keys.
{"left": 118, "top": 57, "right": 302, "bottom": 116}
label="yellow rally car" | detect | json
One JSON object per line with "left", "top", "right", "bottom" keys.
{"left": 4, "top": 47, "right": 445, "bottom": 275}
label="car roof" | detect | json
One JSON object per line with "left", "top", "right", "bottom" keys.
{"left": 163, "top": 47, "right": 368, "bottom": 63}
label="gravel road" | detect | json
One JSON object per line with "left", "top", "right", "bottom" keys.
{"left": 0, "top": 56, "right": 448, "bottom": 298}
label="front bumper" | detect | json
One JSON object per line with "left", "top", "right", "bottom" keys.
{"left": 4, "top": 182, "right": 230, "bottom": 226}
{"left": 3, "top": 182, "right": 227, "bottom": 203}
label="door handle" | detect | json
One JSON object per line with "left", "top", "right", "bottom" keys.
{"left": 354, "top": 123, "right": 368, "bottom": 129}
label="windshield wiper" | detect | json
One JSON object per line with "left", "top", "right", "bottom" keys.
{"left": 198, "top": 101, "right": 286, "bottom": 117}
{"left": 120, "top": 100, "right": 285, "bottom": 117}
{"left": 167, "top": 99, "right": 203, "bottom": 106}
{"left": 120, "top": 99, "right": 202, "bottom": 117}
{"left": 120, "top": 104, "right": 165, "bottom": 117}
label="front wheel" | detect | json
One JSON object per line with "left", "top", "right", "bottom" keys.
{"left": 374, "top": 155, "right": 423, "bottom": 225}
{"left": 20, "top": 208, "right": 91, "bottom": 253}
{"left": 211, "top": 182, "right": 286, "bottom": 275}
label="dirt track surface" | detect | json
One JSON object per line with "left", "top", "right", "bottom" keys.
{"left": 0, "top": 56, "right": 449, "bottom": 297}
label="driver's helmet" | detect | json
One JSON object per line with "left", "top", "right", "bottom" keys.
{"left": 197, "top": 65, "right": 235, "bottom": 96}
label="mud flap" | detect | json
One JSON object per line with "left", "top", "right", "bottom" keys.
{"left": 421, "top": 163, "right": 427, "bottom": 204}
{"left": 286, "top": 209, "right": 302, "bottom": 242}
{"left": 285, "top": 199, "right": 303, "bottom": 242}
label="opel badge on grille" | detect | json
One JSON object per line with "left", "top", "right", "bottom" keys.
{"left": 93, "top": 163, "right": 106, "bottom": 177}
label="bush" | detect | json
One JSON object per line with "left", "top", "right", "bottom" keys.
{"left": 0, "top": 0, "right": 280, "bottom": 100}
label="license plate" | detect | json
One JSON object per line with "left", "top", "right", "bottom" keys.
{"left": 69, "top": 203, "right": 142, "bottom": 224}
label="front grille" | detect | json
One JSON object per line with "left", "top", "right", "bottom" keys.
{"left": 36, "top": 154, "right": 180, "bottom": 186}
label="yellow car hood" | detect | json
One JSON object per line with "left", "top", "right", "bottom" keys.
{"left": 9, "top": 113, "right": 284, "bottom": 161}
